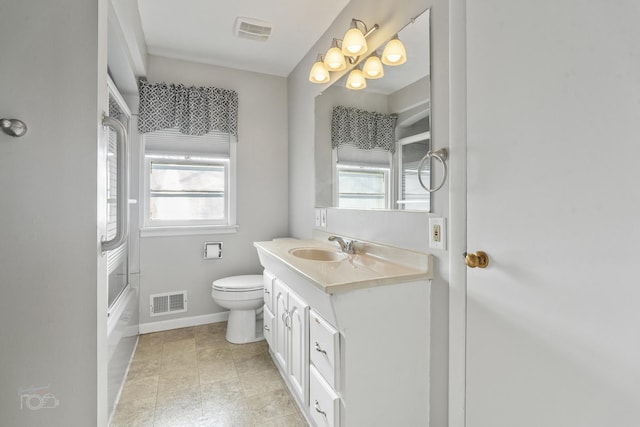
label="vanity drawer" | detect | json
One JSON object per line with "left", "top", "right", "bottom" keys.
{"left": 310, "top": 310, "right": 339, "bottom": 389}
{"left": 310, "top": 365, "right": 340, "bottom": 427}
{"left": 263, "top": 306, "right": 274, "bottom": 348}
{"left": 263, "top": 270, "right": 275, "bottom": 312}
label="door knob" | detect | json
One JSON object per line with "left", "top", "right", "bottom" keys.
{"left": 465, "top": 251, "right": 489, "bottom": 268}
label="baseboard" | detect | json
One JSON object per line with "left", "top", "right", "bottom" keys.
{"left": 139, "top": 311, "right": 229, "bottom": 334}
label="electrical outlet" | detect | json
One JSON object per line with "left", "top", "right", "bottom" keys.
{"left": 429, "top": 217, "right": 446, "bottom": 250}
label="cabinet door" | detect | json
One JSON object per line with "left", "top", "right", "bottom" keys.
{"left": 288, "top": 290, "right": 309, "bottom": 405}
{"left": 263, "top": 306, "right": 275, "bottom": 348}
{"left": 272, "top": 279, "right": 289, "bottom": 369}
{"left": 263, "top": 270, "right": 275, "bottom": 312}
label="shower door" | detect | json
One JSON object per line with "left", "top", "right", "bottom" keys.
{"left": 103, "top": 77, "right": 138, "bottom": 420}
{"left": 105, "top": 83, "right": 130, "bottom": 309}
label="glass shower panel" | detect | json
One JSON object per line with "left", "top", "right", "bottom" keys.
{"left": 106, "top": 95, "right": 129, "bottom": 308}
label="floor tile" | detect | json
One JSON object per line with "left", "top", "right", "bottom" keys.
{"left": 163, "top": 338, "right": 197, "bottom": 357}
{"left": 201, "top": 377, "right": 247, "bottom": 415}
{"left": 110, "top": 396, "right": 156, "bottom": 427}
{"left": 137, "top": 332, "right": 165, "bottom": 348}
{"left": 118, "top": 375, "right": 159, "bottom": 402}
{"left": 199, "top": 359, "right": 239, "bottom": 384}
{"left": 112, "top": 322, "right": 309, "bottom": 427}
{"left": 239, "top": 368, "right": 285, "bottom": 398}
{"left": 163, "top": 327, "right": 196, "bottom": 343}
{"left": 197, "top": 346, "right": 234, "bottom": 364}
{"left": 254, "top": 413, "right": 307, "bottom": 427}
{"left": 230, "top": 340, "right": 269, "bottom": 362}
{"left": 157, "top": 367, "right": 200, "bottom": 396}
{"left": 234, "top": 352, "right": 276, "bottom": 377}
{"left": 247, "top": 388, "right": 299, "bottom": 421}
{"left": 127, "top": 357, "right": 162, "bottom": 379}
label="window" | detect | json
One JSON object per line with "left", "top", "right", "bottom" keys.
{"left": 142, "top": 129, "right": 236, "bottom": 234}
{"left": 333, "top": 145, "right": 392, "bottom": 209}
{"left": 336, "top": 165, "right": 390, "bottom": 209}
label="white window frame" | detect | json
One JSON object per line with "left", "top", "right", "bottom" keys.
{"left": 331, "top": 148, "right": 393, "bottom": 209}
{"left": 140, "top": 138, "right": 237, "bottom": 237}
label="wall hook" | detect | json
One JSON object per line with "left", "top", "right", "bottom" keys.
{"left": 1, "top": 118, "right": 27, "bottom": 137}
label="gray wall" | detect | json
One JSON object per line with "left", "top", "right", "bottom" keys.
{"left": 0, "top": 0, "right": 109, "bottom": 425}
{"left": 138, "top": 55, "right": 289, "bottom": 326}
{"left": 287, "top": 0, "right": 449, "bottom": 425}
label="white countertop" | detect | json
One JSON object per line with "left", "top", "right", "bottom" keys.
{"left": 254, "top": 237, "right": 432, "bottom": 294}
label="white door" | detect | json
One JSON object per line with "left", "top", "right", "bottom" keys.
{"left": 0, "top": 1, "right": 109, "bottom": 425}
{"left": 465, "top": 1, "right": 640, "bottom": 426}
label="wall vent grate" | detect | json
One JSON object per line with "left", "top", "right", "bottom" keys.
{"left": 234, "top": 17, "right": 272, "bottom": 42}
{"left": 150, "top": 291, "right": 187, "bottom": 316}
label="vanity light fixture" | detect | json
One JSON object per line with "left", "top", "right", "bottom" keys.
{"left": 308, "top": 54, "right": 330, "bottom": 83}
{"left": 346, "top": 66, "right": 367, "bottom": 90}
{"left": 342, "top": 19, "right": 379, "bottom": 57}
{"left": 307, "top": 18, "right": 380, "bottom": 86}
{"left": 324, "top": 39, "right": 347, "bottom": 71}
{"left": 381, "top": 35, "right": 407, "bottom": 65}
{"left": 362, "top": 53, "right": 384, "bottom": 79}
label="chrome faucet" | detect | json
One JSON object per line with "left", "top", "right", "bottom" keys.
{"left": 328, "top": 236, "right": 356, "bottom": 254}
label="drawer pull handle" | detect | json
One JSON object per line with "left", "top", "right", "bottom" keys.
{"left": 314, "top": 342, "right": 327, "bottom": 355}
{"left": 314, "top": 400, "right": 327, "bottom": 417}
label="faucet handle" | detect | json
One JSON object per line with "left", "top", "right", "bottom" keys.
{"left": 345, "top": 240, "right": 357, "bottom": 254}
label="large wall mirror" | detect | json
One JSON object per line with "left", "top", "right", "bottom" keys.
{"left": 315, "top": 9, "right": 431, "bottom": 211}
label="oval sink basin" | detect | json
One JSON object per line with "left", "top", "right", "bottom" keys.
{"left": 289, "top": 247, "right": 347, "bottom": 262}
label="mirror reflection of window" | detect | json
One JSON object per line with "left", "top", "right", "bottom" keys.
{"left": 397, "top": 134, "right": 430, "bottom": 211}
{"left": 333, "top": 146, "right": 392, "bottom": 209}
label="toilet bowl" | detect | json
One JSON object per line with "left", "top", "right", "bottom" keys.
{"left": 211, "top": 275, "right": 264, "bottom": 344}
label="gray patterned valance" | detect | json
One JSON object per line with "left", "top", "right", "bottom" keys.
{"left": 138, "top": 79, "right": 238, "bottom": 138}
{"left": 331, "top": 105, "right": 397, "bottom": 153}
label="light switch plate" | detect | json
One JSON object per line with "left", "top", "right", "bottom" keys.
{"left": 429, "top": 217, "right": 446, "bottom": 250}
{"left": 320, "top": 208, "right": 327, "bottom": 228}
{"left": 314, "top": 209, "right": 321, "bottom": 227}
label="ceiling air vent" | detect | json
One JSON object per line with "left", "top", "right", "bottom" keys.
{"left": 234, "top": 17, "right": 273, "bottom": 42}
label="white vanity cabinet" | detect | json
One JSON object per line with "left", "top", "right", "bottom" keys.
{"left": 272, "top": 277, "right": 309, "bottom": 405}
{"left": 255, "top": 238, "right": 436, "bottom": 427}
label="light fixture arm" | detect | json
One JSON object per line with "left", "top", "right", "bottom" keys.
{"left": 350, "top": 19, "right": 379, "bottom": 38}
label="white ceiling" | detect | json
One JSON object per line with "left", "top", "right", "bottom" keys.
{"left": 137, "top": 0, "right": 351, "bottom": 77}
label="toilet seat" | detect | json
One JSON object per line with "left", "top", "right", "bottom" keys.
{"left": 212, "top": 274, "right": 263, "bottom": 292}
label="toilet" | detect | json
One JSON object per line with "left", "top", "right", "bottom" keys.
{"left": 211, "top": 275, "right": 264, "bottom": 344}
